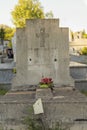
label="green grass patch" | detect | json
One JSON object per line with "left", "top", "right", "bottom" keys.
{"left": 80, "top": 90, "right": 87, "bottom": 96}
{"left": 0, "top": 89, "right": 8, "bottom": 95}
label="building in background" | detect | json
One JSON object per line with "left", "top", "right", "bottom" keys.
{"left": 69, "top": 30, "right": 87, "bottom": 55}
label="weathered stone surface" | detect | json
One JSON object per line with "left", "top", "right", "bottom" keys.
{"left": 12, "top": 19, "right": 74, "bottom": 90}
{"left": 0, "top": 87, "right": 87, "bottom": 130}
{"left": 36, "top": 88, "right": 53, "bottom": 100}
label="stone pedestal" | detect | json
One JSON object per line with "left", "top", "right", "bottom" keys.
{"left": 36, "top": 88, "right": 53, "bottom": 100}
{"left": 0, "top": 87, "right": 87, "bottom": 130}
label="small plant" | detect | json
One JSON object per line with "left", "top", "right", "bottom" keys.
{"left": 0, "top": 88, "right": 8, "bottom": 95}
{"left": 39, "top": 77, "right": 54, "bottom": 90}
{"left": 81, "top": 90, "right": 87, "bottom": 96}
{"left": 12, "top": 67, "right": 16, "bottom": 73}
{"left": 24, "top": 107, "right": 68, "bottom": 130}
{"left": 23, "top": 107, "right": 44, "bottom": 130}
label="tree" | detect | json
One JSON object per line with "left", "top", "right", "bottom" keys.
{"left": 0, "top": 27, "right": 5, "bottom": 45}
{"left": 0, "top": 24, "right": 15, "bottom": 41}
{"left": 11, "top": 0, "right": 45, "bottom": 28}
{"left": 4, "top": 27, "right": 15, "bottom": 40}
{"left": 79, "top": 47, "right": 87, "bottom": 55}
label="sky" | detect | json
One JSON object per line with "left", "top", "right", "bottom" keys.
{"left": 0, "top": 0, "right": 87, "bottom": 32}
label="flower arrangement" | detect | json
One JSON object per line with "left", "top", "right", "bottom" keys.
{"left": 39, "top": 77, "right": 54, "bottom": 90}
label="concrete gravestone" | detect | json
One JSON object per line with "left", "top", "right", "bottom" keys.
{"left": 12, "top": 19, "right": 74, "bottom": 90}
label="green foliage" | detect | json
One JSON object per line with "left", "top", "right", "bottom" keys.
{"left": 0, "top": 25, "right": 15, "bottom": 41}
{"left": 24, "top": 107, "right": 66, "bottom": 130}
{"left": 81, "top": 90, "right": 87, "bottom": 96}
{"left": 24, "top": 107, "right": 44, "bottom": 130}
{"left": 12, "top": 68, "right": 17, "bottom": 73}
{"left": 0, "top": 28, "right": 5, "bottom": 39}
{"left": 7, "top": 41, "right": 12, "bottom": 48}
{"left": 0, "top": 27, "right": 5, "bottom": 45}
{"left": 39, "top": 84, "right": 49, "bottom": 88}
{"left": 11, "top": 0, "right": 45, "bottom": 28}
{"left": 79, "top": 47, "right": 87, "bottom": 55}
{"left": 0, "top": 89, "right": 8, "bottom": 95}
{"left": 25, "top": 117, "right": 43, "bottom": 130}
{"left": 4, "top": 27, "right": 15, "bottom": 40}
{"left": 82, "top": 34, "right": 87, "bottom": 38}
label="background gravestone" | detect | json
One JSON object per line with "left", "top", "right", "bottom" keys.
{"left": 12, "top": 19, "right": 74, "bottom": 90}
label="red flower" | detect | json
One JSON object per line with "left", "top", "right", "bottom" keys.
{"left": 40, "top": 78, "right": 53, "bottom": 84}
{"left": 39, "top": 77, "right": 54, "bottom": 90}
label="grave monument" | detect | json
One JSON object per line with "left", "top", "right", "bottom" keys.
{"left": 0, "top": 19, "right": 87, "bottom": 130}
{"left": 12, "top": 19, "right": 74, "bottom": 90}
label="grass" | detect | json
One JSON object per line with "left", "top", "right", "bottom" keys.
{"left": 80, "top": 90, "right": 87, "bottom": 96}
{"left": 0, "top": 89, "right": 8, "bottom": 95}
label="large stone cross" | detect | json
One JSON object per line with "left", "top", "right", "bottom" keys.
{"left": 36, "top": 28, "right": 49, "bottom": 47}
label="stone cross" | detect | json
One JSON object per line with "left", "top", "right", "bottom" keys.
{"left": 36, "top": 28, "right": 49, "bottom": 47}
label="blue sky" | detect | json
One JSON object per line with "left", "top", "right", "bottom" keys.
{"left": 0, "top": 0, "right": 87, "bottom": 32}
